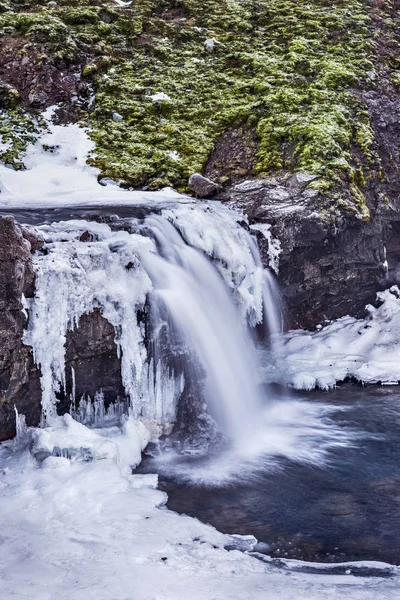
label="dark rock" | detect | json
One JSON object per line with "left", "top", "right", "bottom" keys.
{"left": 79, "top": 230, "right": 96, "bottom": 243}
{"left": 188, "top": 173, "right": 219, "bottom": 198}
{"left": 57, "top": 310, "right": 126, "bottom": 415}
{"left": 20, "top": 226, "right": 44, "bottom": 253}
{"left": 28, "top": 89, "right": 49, "bottom": 108}
{"left": 0, "top": 35, "right": 92, "bottom": 118}
{"left": 218, "top": 181, "right": 389, "bottom": 329}
{"left": 204, "top": 127, "right": 259, "bottom": 183}
{"left": 286, "top": 172, "right": 318, "bottom": 192}
{"left": 0, "top": 217, "right": 42, "bottom": 441}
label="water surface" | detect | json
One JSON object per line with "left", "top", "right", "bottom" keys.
{"left": 139, "top": 384, "right": 400, "bottom": 565}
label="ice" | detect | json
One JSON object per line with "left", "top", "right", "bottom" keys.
{"left": 19, "top": 187, "right": 272, "bottom": 442}
{"left": 23, "top": 221, "right": 154, "bottom": 424}
{"left": 1, "top": 419, "right": 399, "bottom": 600}
{"left": 250, "top": 222, "right": 282, "bottom": 274}
{"left": 278, "top": 286, "right": 400, "bottom": 389}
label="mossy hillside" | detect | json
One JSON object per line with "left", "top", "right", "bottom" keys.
{"left": 0, "top": 0, "right": 378, "bottom": 207}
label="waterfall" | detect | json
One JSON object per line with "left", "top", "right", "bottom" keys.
{"left": 23, "top": 202, "right": 282, "bottom": 446}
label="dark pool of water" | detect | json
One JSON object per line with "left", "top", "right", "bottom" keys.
{"left": 138, "top": 384, "right": 400, "bottom": 565}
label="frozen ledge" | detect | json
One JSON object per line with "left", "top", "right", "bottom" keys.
{"left": 279, "top": 286, "right": 400, "bottom": 390}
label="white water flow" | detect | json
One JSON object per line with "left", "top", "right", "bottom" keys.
{"left": 23, "top": 202, "right": 283, "bottom": 447}
{"left": 140, "top": 215, "right": 264, "bottom": 444}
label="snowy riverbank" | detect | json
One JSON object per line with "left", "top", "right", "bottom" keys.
{"left": 279, "top": 287, "right": 400, "bottom": 390}
{"left": 1, "top": 416, "right": 400, "bottom": 600}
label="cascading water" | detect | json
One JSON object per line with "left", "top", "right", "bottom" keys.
{"left": 23, "top": 201, "right": 283, "bottom": 449}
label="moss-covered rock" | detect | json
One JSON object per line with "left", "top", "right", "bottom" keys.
{"left": 0, "top": 0, "right": 396, "bottom": 214}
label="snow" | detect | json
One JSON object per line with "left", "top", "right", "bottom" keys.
{"left": 150, "top": 92, "right": 171, "bottom": 102}
{"left": 204, "top": 38, "right": 220, "bottom": 52}
{"left": 0, "top": 107, "right": 187, "bottom": 208}
{"left": 1, "top": 417, "right": 400, "bottom": 600}
{"left": 279, "top": 286, "right": 400, "bottom": 390}
{"left": 167, "top": 150, "right": 180, "bottom": 161}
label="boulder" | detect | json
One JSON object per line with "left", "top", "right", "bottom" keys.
{"left": 188, "top": 173, "right": 219, "bottom": 198}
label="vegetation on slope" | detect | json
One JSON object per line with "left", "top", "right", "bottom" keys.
{"left": 0, "top": 0, "right": 396, "bottom": 214}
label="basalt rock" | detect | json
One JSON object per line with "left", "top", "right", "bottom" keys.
{"left": 57, "top": 309, "right": 126, "bottom": 415}
{"left": 0, "top": 217, "right": 41, "bottom": 440}
{"left": 0, "top": 217, "right": 128, "bottom": 439}
{"left": 218, "top": 175, "right": 391, "bottom": 330}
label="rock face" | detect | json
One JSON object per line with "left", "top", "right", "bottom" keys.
{"left": 0, "top": 217, "right": 41, "bottom": 440}
{"left": 219, "top": 176, "right": 390, "bottom": 330}
{"left": 58, "top": 310, "right": 125, "bottom": 415}
{"left": 0, "top": 218, "right": 127, "bottom": 439}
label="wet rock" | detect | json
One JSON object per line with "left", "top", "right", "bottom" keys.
{"left": 217, "top": 179, "right": 388, "bottom": 329}
{"left": 0, "top": 217, "right": 42, "bottom": 441}
{"left": 56, "top": 310, "right": 126, "bottom": 415}
{"left": 79, "top": 230, "right": 96, "bottom": 243}
{"left": 188, "top": 173, "right": 219, "bottom": 198}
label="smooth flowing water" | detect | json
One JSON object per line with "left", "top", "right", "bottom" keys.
{"left": 20, "top": 201, "right": 279, "bottom": 446}
{"left": 138, "top": 384, "right": 400, "bottom": 566}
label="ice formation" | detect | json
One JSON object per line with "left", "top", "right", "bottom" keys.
{"left": 24, "top": 203, "right": 274, "bottom": 444}
{"left": 278, "top": 286, "right": 400, "bottom": 390}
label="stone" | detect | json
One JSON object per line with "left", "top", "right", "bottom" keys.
{"left": 188, "top": 173, "right": 219, "bottom": 198}
{"left": 265, "top": 187, "right": 291, "bottom": 202}
{"left": 233, "top": 179, "right": 266, "bottom": 193}
{"left": 286, "top": 172, "right": 318, "bottom": 192}
{"left": 0, "top": 217, "right": 42, "bottom": 441}
{"left": 301, "top": 189, "right": 320, "bottom": 200}
{"left": 112, "top": 112, "right": 124, "bottom": 123}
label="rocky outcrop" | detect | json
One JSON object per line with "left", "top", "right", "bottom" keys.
{"left": 219, "top": 176, "right": 390, "bottom": 330}
{"left": 0, "top": 218, "right": 128, "bottom": 439}
{"left": 58, "top": 310, "right": 125, "bottom": 414}
{"left": 0, "top": 217, "right": 41, "bottom": 440}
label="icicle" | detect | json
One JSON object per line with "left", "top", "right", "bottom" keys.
{"left": 14, "top": 406, "right": 27, "bottom": 442}
{"left": 24, "top": 202, "right": 282, "bottom": 444}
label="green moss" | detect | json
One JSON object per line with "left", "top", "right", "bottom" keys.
{"left": 0, "top": 108, "right": 46, "bottom": 167}
{"left": 0, "top": 0, "right": 381, "bottom": 210}
{"left": 390, "top": 71, "right": 400, "bottom": 91}
{"left": 82, "top": 63, "right": 98, "bottom": 77}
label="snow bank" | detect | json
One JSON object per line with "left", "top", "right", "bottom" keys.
{"left": 0, "top": 107, "right": 188, "bottom": 208}
{"left": 1, "top": 419, "right": 399, "bottom": 600}
{"left": 281, "top": 286, "right": 400, "bottom": 390}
